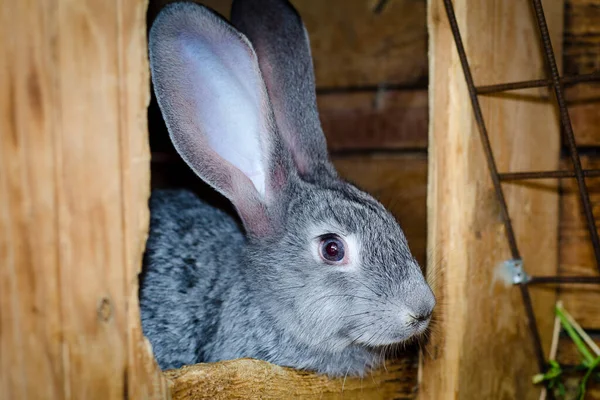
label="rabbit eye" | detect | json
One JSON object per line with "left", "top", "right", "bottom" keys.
{"left": 319, "top": 235, "right": 346, "bottom": 264}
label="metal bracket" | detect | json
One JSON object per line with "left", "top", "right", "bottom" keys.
{"left": 505, "top": 259, "right": 529, "bottom": 284}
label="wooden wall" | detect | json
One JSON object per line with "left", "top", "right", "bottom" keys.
{"left": 423, "top": 0, "right": 563, "bottom": 397}
{"left": 0, "top": 0, "right": 168, "bottom": 398}
{"left": 557, "top": 1, "right": 600, "bottom": 397}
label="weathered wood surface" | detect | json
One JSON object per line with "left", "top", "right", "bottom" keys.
{"left": 0, "top": 0, "right": 167, "bottom": 398}
{"left": 320, "top": 90, "right": 428, "bottom": 152}
{"left": 149, "top": 0, "right": 427, "bottom": 89}
{"left": 121, "top": 1, "right": 171, "bottom": 399}
{"left": 421, "top": 0, "right": 563, "bottom": 398}
{"left": 165, "top": 357, "right": 418, "bottom": 400}
{"left": 564, "top": 0, "right": 600, "bottom": 77}
{"left": 556, "top": 334, "right": 600, "bottom": 365}
{"left": 564, "top": 0, "right": 600, "bottom": 147}
{"left": 559, "top": 156, "right": 600, "bottom": 329}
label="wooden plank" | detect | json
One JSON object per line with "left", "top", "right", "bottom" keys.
{"left": 0, "top": 1, "right": 63, "bottom": 398}
{"left": 0, "top": 0, "right": 167, "bottom": 398}
{"left": 320, "top": 90, "right": 428, "bottom": 152}
{"left": 148, "top": 0, "right": 427, "bottom": 88}
{"left": 559, "top": 156, "right": 600, "bottom": 329}
{"left": 421, "top": 0, "right": 563, "bottom": 398}
{"left": 564, "top": 0, "right": 600, "bottom": 147}
{"left": 119, "top": 1, "right": 171, "bottom": 399}
{"left": 569, "top": 101, "right": 600, "bottom": 147}
{"left": 556, "top": 333, "right": 600, "bottom": 365}
{"left": 289, "top": 0, "right": 427, "bottom": 88}
{"left": 54, "top": 1, "right": 128, "bottom": 396}
{"left": 165, "top": 357, "right": 418, "bottom": 400}
{"left": 564, "top": 0, "right": 600, "bottom": 77}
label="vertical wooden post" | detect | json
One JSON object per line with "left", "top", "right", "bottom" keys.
{"left": 421, "top": 0, "right": 563, "bottom": 398}
{"left": 0, "top": 0, "right": 167, "bottom": 398}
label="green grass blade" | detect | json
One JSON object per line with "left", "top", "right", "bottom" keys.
{"left": 556, "top": 305, "right": 595, "bottom": 365}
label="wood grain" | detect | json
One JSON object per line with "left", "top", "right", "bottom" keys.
{"left": 148, "top": 0, "right": 428, "bottom": 88}
{"left": 559, "top": 156, "right": 600, "bottom": 330}
{"left": 564, "top": 0, "right": 600, "bottom": 147}
{"left": 556, "top": 333, "right": 600, "bottom": 365}
{"left": 564, "top": 0, "right": 600, "bottom": 77}
{"left": 120, "top": 1, "right": 171, "bottom": 399}
{"left": 165, "top": 357, "right": 418, "bottom": 400}
{"left": 0, "top": 1, "right": 63, "bottom": 398}
{"left": 421, "top": 0, "right": 563, "bottom": 398}
{"left": 320, "top": 90, "right": 428, "bottom": 152}
{"left": 0, "top": 0, "right": 167, "bottom": 398}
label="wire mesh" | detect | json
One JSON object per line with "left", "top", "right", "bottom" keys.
{"left": 442, "top": 0, "right": 600, "bottom": 380}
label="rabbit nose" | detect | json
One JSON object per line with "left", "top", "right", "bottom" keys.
{"left": 408, "top": 289, "right": 435, "bottom": 324}
{"left": 412, "top": 310, "right": 432, "bottom": 322}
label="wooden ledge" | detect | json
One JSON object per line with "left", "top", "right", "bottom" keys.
{"left": 164, "top": 356, "right": 418, "bottom": 400}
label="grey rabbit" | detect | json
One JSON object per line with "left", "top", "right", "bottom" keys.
{"left": 140, "top": 0, "right": 436, "bottom": 377}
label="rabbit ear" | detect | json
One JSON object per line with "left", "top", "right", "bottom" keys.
{"left": 149, "top": 3, "right": 285, "bottom": 235}
{"left": 231, "top": 0, "right": 336, "bottom": 181}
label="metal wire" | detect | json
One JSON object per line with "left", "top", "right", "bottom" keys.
{"left": 477, "top": 72, "right": 600, "bottom": 95}
{"left": 442, "top": 0, "right": 600, "bottom": 381}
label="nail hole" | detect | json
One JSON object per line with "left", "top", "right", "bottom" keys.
{"left": 97, "top": 297, "right": 112, "bottom": 322}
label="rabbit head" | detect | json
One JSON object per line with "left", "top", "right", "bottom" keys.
{"left": 149, "top": 0, "right": 435, "bottom": 354}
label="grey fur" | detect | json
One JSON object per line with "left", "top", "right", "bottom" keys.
{"left": 140, "top": 0, "right": 435, "bottom": 377}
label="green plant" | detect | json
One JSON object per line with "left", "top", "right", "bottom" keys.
{"left": 533, "top": 304, "right": 600, "bottom": 400}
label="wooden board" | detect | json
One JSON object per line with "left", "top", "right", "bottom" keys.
{"left": 0, "top": 0, "right": 167, "bottom": 398}
{"left": 421, "top": 0, "right": 563, "bottom": 398}
{"left": 564, "top": 0, "right": 600, "bottom": 147}
{"left": 165, "top": 357, "right": 418, "bottom": 400}
{"left": 148, "top": 0, "right": 428, "bottom": 88}
{"left": 559, "top": 156, "right": 600, "bottom": 329}
{"left": 121, "top": 2, "right": 171, "bottom": 399}
{"left": 320, "top": 90, "right": 428, "bottom": 152}
{"left": 556, "top": 333, "right": 600, "bottom": 365}
{"left": 564, "top": 0, "right": 600, "bottom": 77}
{"left": 0, "top": 2, "right": 63, "bottom": 398}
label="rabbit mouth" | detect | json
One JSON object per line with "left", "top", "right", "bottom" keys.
{"left": 348, "top": 319, "right": 431, "bottom": 348}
